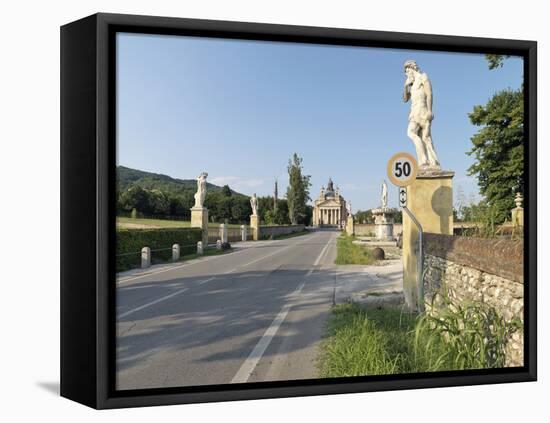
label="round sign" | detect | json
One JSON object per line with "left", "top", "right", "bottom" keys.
{"left": 387, "top": 152, "right": 418, "bottom": 187}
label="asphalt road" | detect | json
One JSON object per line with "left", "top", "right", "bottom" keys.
{"left": 116, "top": 229, "right": 339, "bottom": 390}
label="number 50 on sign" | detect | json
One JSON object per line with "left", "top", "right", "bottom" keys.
{"left": 387, "top": 152, "right": 418, "bottom": 187}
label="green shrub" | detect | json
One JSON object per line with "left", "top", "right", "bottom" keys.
{"left": 116, "top": 227, "right": 202, "bottom": 272}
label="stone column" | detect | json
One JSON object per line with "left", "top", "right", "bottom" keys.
{"left": 346, "top": 215, "right": 354, "bottom": 236}
{"left": 512, "top": 193, "right": 524, "bottom": 228}
{"left": 402, "top": 170, "right": 454, "bottom": 311}
{"left": 241, "top": 225, "right": 247, "bottom": 241}
{"left": 250, "top": 214, "right": 259, "bottom": 241}
{"left": 191, "top": 206, "right": 209, "bottom": 246}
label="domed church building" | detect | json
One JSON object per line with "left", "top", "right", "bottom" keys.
{"left": 312, "top": 178, "right": 349, "bottom": 228}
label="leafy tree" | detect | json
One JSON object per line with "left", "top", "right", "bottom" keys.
{"left": 485, "top": 54, "right": 510, "bottom": 70}
{"left": 120, "top": 185, "right": 150, "bottom": 214}
{"left": 467, "top": 85, "right": 523, "bottom": 224}
{"left": 149, "top": 189, "right": 170, "bottom": 215}
{"left": 355, "top": 209, "right": 374, "bottom": 224}
{"left": 221, "top": 184, "right": 232, "bottom": 197}
{"left": 231, "top": 196, "right": 251, "bottom": 223}
{"left": 286, "top": 153, "right": 311, "bottom": 224}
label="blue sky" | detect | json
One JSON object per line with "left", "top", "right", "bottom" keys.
{"left": 116, "top": 33, "right": 523, "bottom": 210}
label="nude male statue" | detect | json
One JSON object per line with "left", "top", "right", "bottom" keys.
{"left": 194, "top": 172, "right": 208, "bottom": 208}
{"left": 402, "top": 60, "right": 441, "bottom": 169}
{"left": 250, "top": 193, "right": 258, "bottom": 216}
{"left": 381, "top": 180, "right": 388, "bottom": 209}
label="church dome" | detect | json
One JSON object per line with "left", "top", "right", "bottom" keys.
{"left": 325, "top": 177, "right": 335, "bottom": 197}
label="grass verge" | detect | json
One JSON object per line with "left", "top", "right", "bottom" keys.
{"left": 319, "top": 297, "right": 520, "bottom": 377}
{"left": 335, "top": 234, "right": 375, "bottom": 265}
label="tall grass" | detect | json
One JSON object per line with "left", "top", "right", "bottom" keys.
{"left": 335, "top": 234, "right": 375, "bottom": 265}
{"left": 319, "top": 293, "right": 521, "bottom": 377}
{"left": 413, "top": 292, "right": 522, "bottom": 371}
{"left": 319, "top": 303, "right": 416, "bottom": 377}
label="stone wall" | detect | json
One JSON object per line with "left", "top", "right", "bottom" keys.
{"left": 423, "top": 233, "right": 524, "bottom": 367}
{"left": 260, "top": 224, "right": 305, "bottom": 238}
{"left": 355, "top": 224, "right": 403, "bottom": 237}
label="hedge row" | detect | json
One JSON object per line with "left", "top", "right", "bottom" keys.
{"left": 116, "top": 227, "right": 202, "bottom": 272}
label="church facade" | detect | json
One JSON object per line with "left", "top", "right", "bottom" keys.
{"left": 312, "top": 178, "right": 349, "bottom": 228}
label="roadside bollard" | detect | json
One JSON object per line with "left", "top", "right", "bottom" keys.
{"left": 216, "top": 240, "right": 222, "bottom": 250}
{"left": 197, "top": 241, "right": 203, "bottom": 255}
{"left": 220, "top": 223, "right": 228, "bottom": 244}
{"left": 141, "top": 246, "right": 151, "bottom": 269}
{"left": 241, "top": 224, "right": 247, "bottom": 241}
{"left": 172, "top": 243, "right": 180, "bottom": 261}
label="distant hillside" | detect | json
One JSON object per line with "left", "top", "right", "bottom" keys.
{"left": 117, "top": 166, "right": 246, "bottom": 197}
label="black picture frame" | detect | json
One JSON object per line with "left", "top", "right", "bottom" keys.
{"left": 60, "top": 12, "right": 537, "bottom": 409}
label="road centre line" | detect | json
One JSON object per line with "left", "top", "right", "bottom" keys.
{"left": 230, "top": 233, "right": 332, "bottom": 384}
{"left": 117, "top": 233, "right": 326, "bottom": 318}
{"left": 118, "top": 287, "right": 190, "bottom": 319}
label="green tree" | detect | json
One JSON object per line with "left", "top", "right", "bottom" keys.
{"left": 149, "top": 189, "right": 170, "bottom": 215}
{"left": 467, "top": 88, "right": 523, "bottom": 224}
{"left": 221, "top": 184, "right": 232, "bottom": 197}
{"left": 286, "top": 153, "right": 311, "bottom": 224}
{"left": 120, "top": 185, "right": 150, "bottom": 214}
{"left": 355, "top": 209, "right": 374, "bottom": 224}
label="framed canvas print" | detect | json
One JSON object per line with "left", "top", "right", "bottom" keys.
{"left": 60, "top": 13, "right": 537, "bottom": 409}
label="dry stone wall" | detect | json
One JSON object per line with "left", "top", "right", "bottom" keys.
{"left": 423, "top": 233, "right": 524, "bottom": 367}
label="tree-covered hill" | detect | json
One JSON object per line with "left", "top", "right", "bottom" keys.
{"left": 117, "top": 165, "right": 240, "bottom": 197}
{"left": 116, "top": 166, "right": 252, "bottom": 223}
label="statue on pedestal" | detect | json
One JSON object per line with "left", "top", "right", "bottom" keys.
{"left": 250, "top": 193, "right": 258, "bottom": 216}
{"left": 193, "top": 172, "right": 208, "bottom": 208}
{"left": 403, "top": 60, "right": 441, "bottom": 170}
{"left": 381, "top": 180, "right": 388, "bottom": 209}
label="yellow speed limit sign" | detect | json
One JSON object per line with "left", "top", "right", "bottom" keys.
{"left": 387, "top": 152, "right": 418, "bottom": 187}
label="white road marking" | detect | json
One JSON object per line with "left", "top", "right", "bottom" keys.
{"left": 117, "top": 233, "right": 323, "bottom": 318}
{"left": 230, "top": 232, "right": 333, "bottom": 384}
{"left": 306, "top": 233, "right": 334, "bottom": 276}
{"left": 197, "top": 276, "right": 217, "bottom": 285}
{"left": 118, "top": 288, "right": 190, "bottom": 319}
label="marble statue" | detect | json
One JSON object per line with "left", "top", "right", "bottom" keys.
{"left": 193, "top": 172, "right": 208, "bottom": 208}
{"left": 346, "top": 201, "right": 352, "bottom": 215}
{"left": 381, "top": 180, "right": 388, "bottom": 209}
{"left": 250, "top": 193, "right": 258, "bottom": 216}
{"left": 402, "top": 60, "right": 441, "bottom": 169}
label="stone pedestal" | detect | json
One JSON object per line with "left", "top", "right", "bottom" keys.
{"left": 403, "top": 170, "right": 454, "bottom": 311}
{"left": 250, "top": 214, "right": 259, "bottom": 241}
{"left": 346, "top": 216, "right": 354, "bottom": 236}
{"left": 512, "top": 207, "right": 524, "bottom": 227}
{"left": 191, "top": 207, "right": 208, "bottom": 245}
{"left": 371, "top": 207, "right": 397, "bottom": 241}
